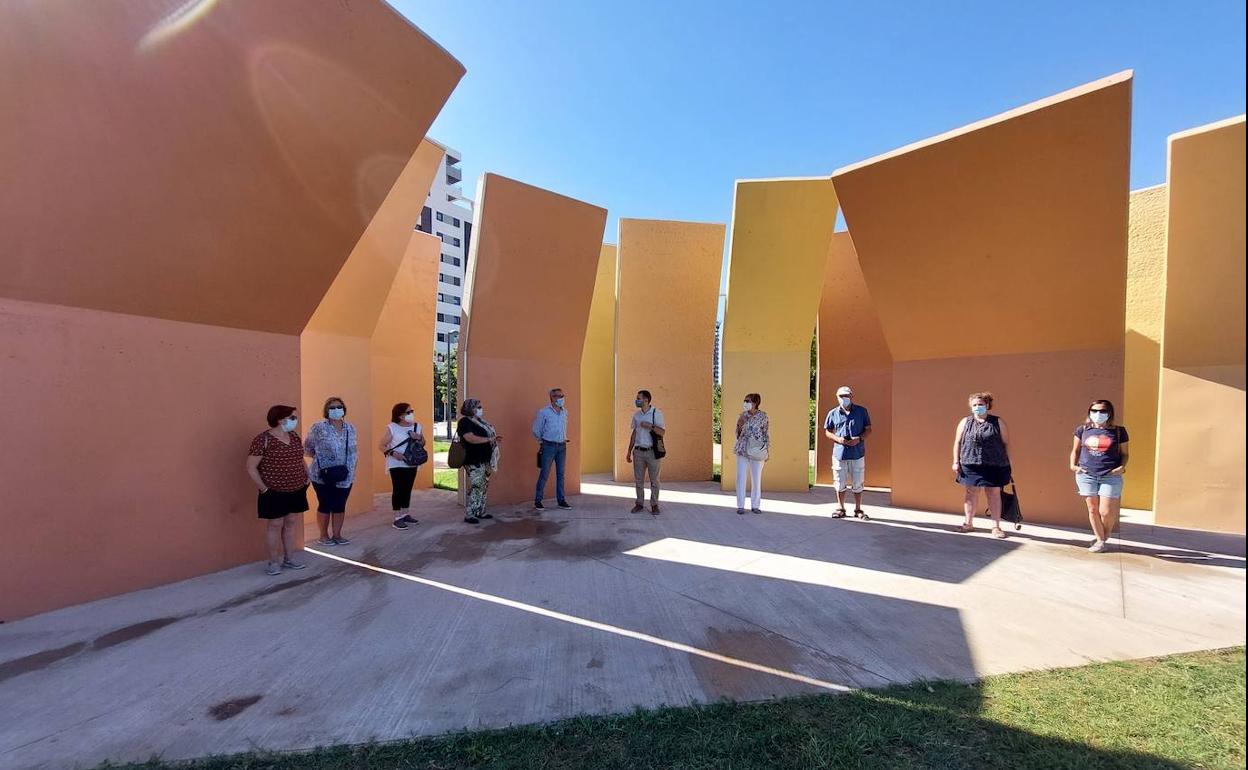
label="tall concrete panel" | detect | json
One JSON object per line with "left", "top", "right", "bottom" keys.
{"left": 832, "top": 72, "right": 1132, "bottom": 527}
{"left": 1154, "top": 116, "right": 1246, "bottom": 534}
{"left": 816, "top": 232, "right": 894, "bottom": 488}
{"left": 580, "top": 245, "right": 618, "bottom": 474}
{"left": 459, "top": 175, "right": 607, "bottom": 506}
{"left": 1121, "top": 185, "right": 1168, "bottom": 509}
{"left": 614, "top": 220, "right": 725, "bottom": 483}
{"left": 302, "top": 140, "right": 444, "bottom": 515}
{"left": 370, "top": 233, "right": 441, "bottom": 494}
{"left": 721, "top": 178, "right": 838, "bottom": 492}
{"left": 0, "top": 2, "right": 463, "bottom": 620}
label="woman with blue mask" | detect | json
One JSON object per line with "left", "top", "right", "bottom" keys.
{"left": 951, "top": 392, "right": 1012, "bottom": 537}
{"left": 246, "top": 405, "right": 310, "bottom": 575}
{"left": 305, "top": 396, "right": 358, "bottom": 546}
{"left": 1070, "top": 399, "right": 1129, "bottom": 553}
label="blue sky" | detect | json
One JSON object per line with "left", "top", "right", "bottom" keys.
{"left": 397, "top": 0, "right": 1245, "bottom": 245}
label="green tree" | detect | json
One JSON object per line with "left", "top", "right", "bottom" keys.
{"left": 433, "top": 354, "right": 458, "bottom": 423}
{"left": 711, "top": 383, "right": 722, "bottom": 445}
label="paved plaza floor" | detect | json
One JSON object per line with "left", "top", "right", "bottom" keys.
{"left": 1, "top": 477, "right": 1244, "bottom": 769}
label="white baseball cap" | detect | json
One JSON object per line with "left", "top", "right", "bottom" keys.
{"left": 836, "top": 386, "right": 853, "bottom": 397}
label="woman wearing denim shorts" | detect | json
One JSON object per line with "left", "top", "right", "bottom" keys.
{"left": 1069, "top": 399, "right": 1129, "bottom": 553}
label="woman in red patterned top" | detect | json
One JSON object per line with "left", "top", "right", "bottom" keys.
{"left": 246, "top": 405, "right": 310, "bottom": 576}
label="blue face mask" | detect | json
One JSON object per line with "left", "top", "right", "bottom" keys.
{"left": 1090, "top": 411, "right": 1110, "bottom": 425}
{"left": 839, "top": 397, "right": 852, "bottom": 408}
{"left": 555, "top": 397, "right": 565, "bottom": 408}
{"left": 971, "top": 405, "right": 988, "bottom": 417}
{"left": 635, "top": 399, "right": 644, "bottom": 408}
{"left": 474, "top": 408, "right": 484, "bottom": 419}
{"left": 282, "top": 417, "right": 298, "bottom": 432}
{"left": 328, "top": 407, "right": 345, "bottom": 420}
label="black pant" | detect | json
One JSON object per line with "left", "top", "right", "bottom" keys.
{"left": 389, "top": 467, "right": 417, "bottom": 511}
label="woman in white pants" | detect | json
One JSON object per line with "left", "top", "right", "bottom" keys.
{"left": 733, "top": 393, "right": 770, "bottom": 514}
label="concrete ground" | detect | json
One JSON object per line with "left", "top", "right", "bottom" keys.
{"left": 1, "top": 477, "right": 1243, "bottom": 769}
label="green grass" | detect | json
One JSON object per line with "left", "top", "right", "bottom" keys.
{"left": 433, "top": 468, "right": 458, "bottom": 491}
{"left": 107, "top": 647, "right": 1245, "bottom": 770}
{"left": 433, "top": 440, "right": 451, "bottom": 454}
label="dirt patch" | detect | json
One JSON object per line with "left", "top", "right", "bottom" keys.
{"left": 211, "top": 574, "right": 327, "bottom": 612}
{"left": 209, "top": 695, "right": 262, "bottom": 721}
{"left": 687, "top": 627, "right": 811, "bottom": 701}
{"left": 91, "top": 617, "right": 181, "bottom": 651}
{"left": 0, "top": 641, "right": 87, "bottom": 684}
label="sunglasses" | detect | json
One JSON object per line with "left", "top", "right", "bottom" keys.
{"left": 1089, "top": 408, "right": 1110, "bottom": 413}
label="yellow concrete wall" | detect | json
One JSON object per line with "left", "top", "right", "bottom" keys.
{"left": 580, "top": 244, "right": 618, "bottom": 474}
{"left": 301, "top": 140, "right": 444, "bottom": 515}
{"left": 614, "top": 220, "right": 725, "bottom": 482}
{"left": 816, "top": 232, "right": 893, "bottom": 488}
{"left": 832, "top": 72, "right": 1131, "bottom": 527}
{"left": 1122, "top": 185, "right": 1168, "bottom": 509}
{"left": 1154, "top": 116, "right": 1246, "bottom": 534}
{"left": 371, "top": 232, "right": 440, "bottom": 494}
{"left": 721, "top": 178, "right": 838, "bottom": 492}
{"left": 459, "top": 174, "right": 608, "bottom": 506}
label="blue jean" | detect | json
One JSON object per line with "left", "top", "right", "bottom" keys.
{"left": 536, "top": 441, "right": 567, "bottom": 503}
{"left": 1076, "top": 472, "right": 1123, "bottom": 499}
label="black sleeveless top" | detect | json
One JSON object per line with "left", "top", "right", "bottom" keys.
{"left": 959, "top": 414, "right": 1009, "bottom": 467}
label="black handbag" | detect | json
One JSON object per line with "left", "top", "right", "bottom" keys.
{"left": 384, "top": 429, "right": 428, "bottom": 468}
{"left": 997, "top": 479, "right": 1023, "bottom": 529}
{"left": 648, "top": 408, "right": 666, "bottom": 459}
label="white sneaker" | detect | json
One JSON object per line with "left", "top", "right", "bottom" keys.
{"left": 1088, "top": 540, "right": 1106, "bottom": 553}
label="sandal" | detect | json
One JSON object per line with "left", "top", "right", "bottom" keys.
{"left": 853, "top": 509, "right": 870, "bottom": 520}
{"left": 992, "top": 527, "right": 1007, "bottom": 539}
{"left": 832, "top": 508, "right": 847, "bottom": 519}
{"left": 957, "top": 523, "right": 975, "bottom": 533}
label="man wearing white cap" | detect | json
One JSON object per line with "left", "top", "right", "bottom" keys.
{"left": 823, "top": 385, "right": 872, "bottom": 519}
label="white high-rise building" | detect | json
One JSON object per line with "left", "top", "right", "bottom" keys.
{"left": 417, "top": 141, "right": 473, "bottom": 360}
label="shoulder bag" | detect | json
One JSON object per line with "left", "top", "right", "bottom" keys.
{"left": 447, "top": 431, "right": 467, "bottom": 469}
{"left": 649, "top": 408, "right": 667, "bottom": 459}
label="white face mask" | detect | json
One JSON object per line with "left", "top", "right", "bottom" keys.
{"left": 1090, "top": 411, "right": 1110, "bottom": 425}
{"left": 474, "top": 408, "right": 484, "bottom": 419}
{"left": 282, "top": 417, "right": 298, "bottom": 432}
{"left": 404, "top": 412, "right": 415, "bottom": 424}
{"left": 327, "top": 407, "right": 345, "bottom": 420}
{"left": 743, "top": 402, "right": 753, "bottom": 412}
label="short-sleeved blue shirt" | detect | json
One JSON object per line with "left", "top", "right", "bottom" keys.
{"left": 824, "top": 405, "right": 871, "bottom": 461}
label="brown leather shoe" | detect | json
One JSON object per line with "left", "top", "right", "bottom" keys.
{"left": 630, "top": 504, "right": 644, "bottom": 513}
{"left": 650, "top": 504, "right": 661, "bottom": 515}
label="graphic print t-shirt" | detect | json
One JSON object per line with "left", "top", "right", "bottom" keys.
{"left": 1074, "top": 425, "right": 1129, "bottom": 476}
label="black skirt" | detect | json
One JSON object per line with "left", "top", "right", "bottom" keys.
{"left": 258, "top": 486, "right": 310, "bottom": 519}
{"left": 958, "top": 464, "right": 1012, "bottom": 488}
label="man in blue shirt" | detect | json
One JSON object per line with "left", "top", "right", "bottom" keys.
{"left": 532, "top": 387, "right": 571, "bottom": 510}
{"left": 823, "top": 385, "right": 872, "bottom": 519}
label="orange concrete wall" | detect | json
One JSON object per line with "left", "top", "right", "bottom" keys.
{"left": 581, "top": 245, "right": 618, "bottom": 474}
{"left": 1, "top": 298, "right": 299, "bottom": 621}
{"left": 614, "top": 220, "right": 725, "bottom": 482}
{"left": 1154, "top": 116, "right": 1246, "bottom": 533}
{"left": 816, "top": 232, "right": 893, "bottom": 488}
{"left": 0, "top": 2, "right": 463, "bottom": 620}
{"left": 302, "top": 140, "right": 444, "bottom": 515}
{"left": 832, "top": 72, "right": 1132, "bottom": 527}
{"left": 459, "top": 174, "right": 608, "bottom": 506}
{"left": 0, "top": 1, "right": 463, "bottom": 334}
{"left": 1122, "top": 185, "right": 1169, "bottom": 509}
{"left": 371, "top": 233, "right": 441, "bottom": 494}
{"left": 721, "top": 178, "right": 839, "bottom": 492}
